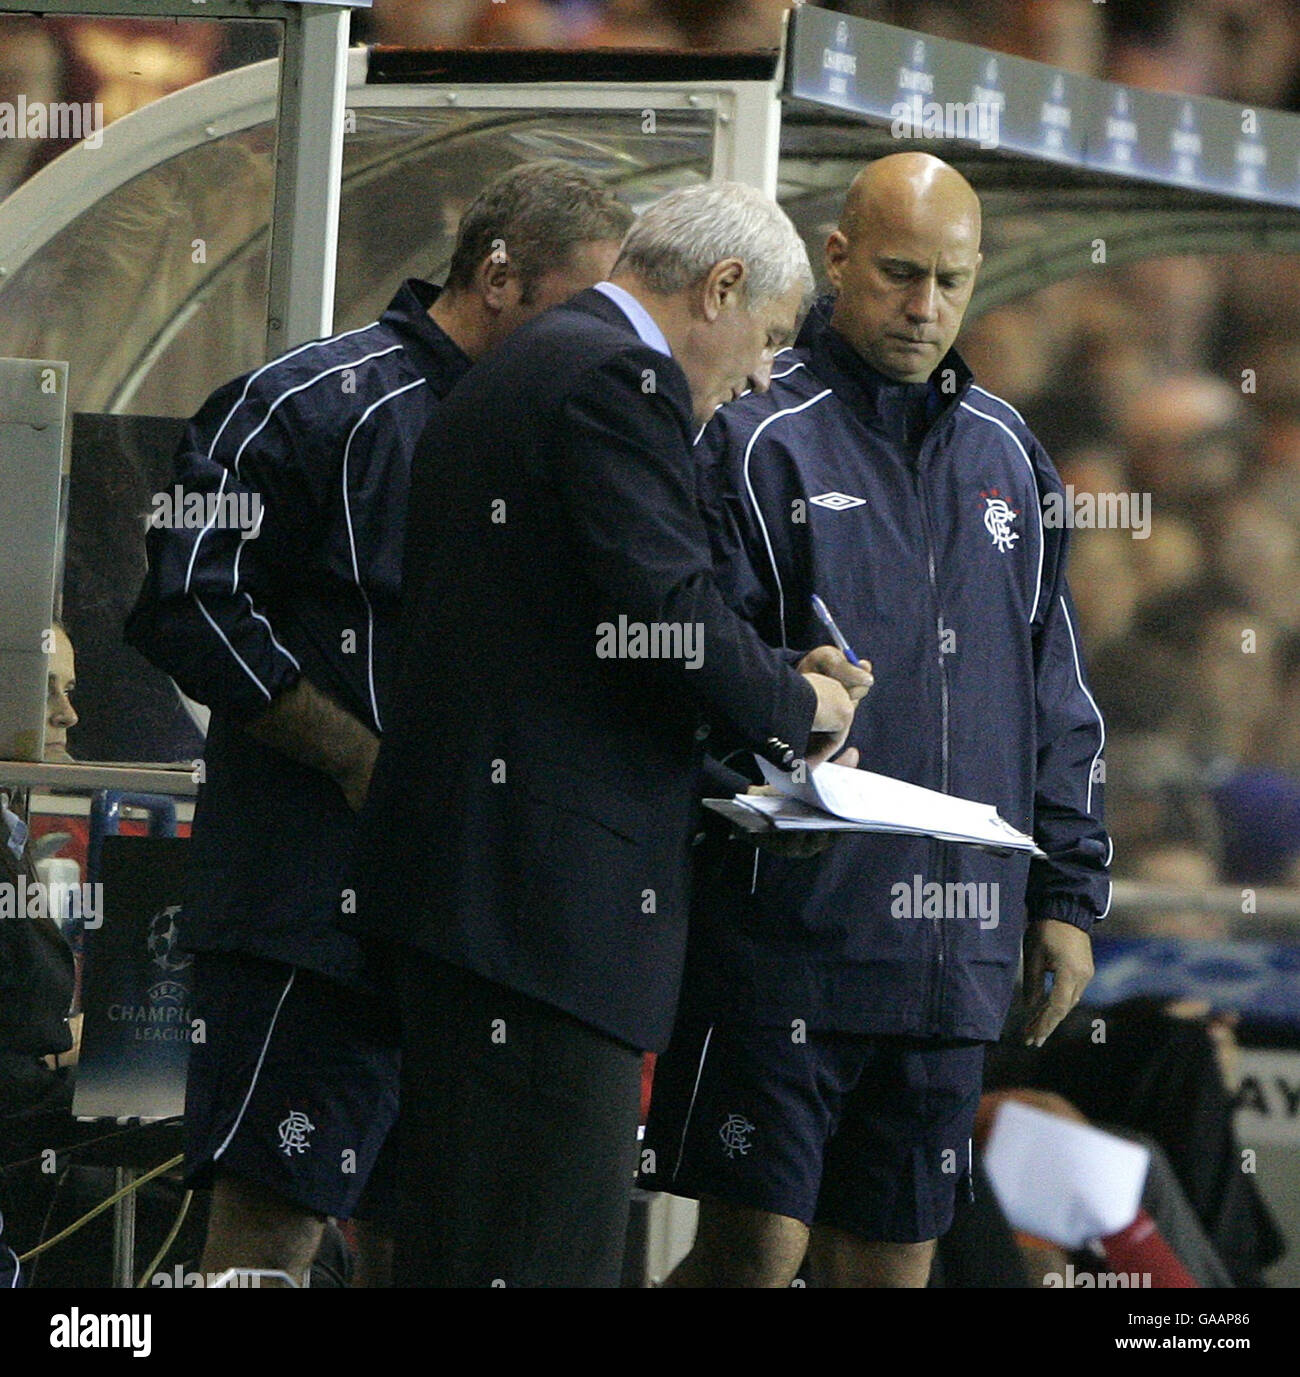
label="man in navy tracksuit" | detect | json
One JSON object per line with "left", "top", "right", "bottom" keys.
{"left": 642, "top": 153, "right": 1111, "bottom": 1286}
{"left": 125, "top": 161, "right": 631, "bottom": 1286}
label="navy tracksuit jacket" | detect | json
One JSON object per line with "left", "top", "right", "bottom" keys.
{"left": 125, "top": 281, "right": 471, "bottom": 984}
{"left": 683, "top": 301, "right": 1112, "bottom": 1041}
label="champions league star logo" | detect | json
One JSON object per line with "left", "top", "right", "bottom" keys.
{"left": 719, "top": 1113, "right": 756, "bottom": 1159}
{"left": 979, "top": 489, "right": 1021, "bottom": 552}
{"left": 146, "top": 905, "right": 192, "bottom": 973}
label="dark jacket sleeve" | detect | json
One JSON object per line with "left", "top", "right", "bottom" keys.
{"left": 124, "top": 376, "right": 316, "bottom": 719}
{"left": 555, "top": 349, "right": 817, "bottom": 762}
{"left": 1026, "top": 438, "right": 1112, "bottom": 931}
{"left": 692, "top": 410, "right": 786, "bottom": 634}
{"left": 692, "top": 407, "right": 803, "bottom": 794}
{"left": 699, "top": 752, "right": 754, "bottom": 799}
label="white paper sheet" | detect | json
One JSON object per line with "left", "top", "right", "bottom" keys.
{"left": 983, "top": 1100, "right": 1150, "bottom": 1247}
{"left": 752, "top": 757, "right": 1044, "bottom": 855}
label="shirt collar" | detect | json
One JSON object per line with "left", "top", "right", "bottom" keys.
{"left": 380, "top": 279, "right": 473, "bottom": 387}
{"left": 592, "top": 281, "right": 673, "bottom": 358}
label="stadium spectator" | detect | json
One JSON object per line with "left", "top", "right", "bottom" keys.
{"left": 986, "top": 998, "right": 1286, "bottom": 1285}
{"left": 1120, "top": 374, "right": 1246, "bottom": 523}
{"left": 43, "top": 622, "right": 78, "bottom": 765}
{"left": 975, "top": 0, "right": 1106, "bottom": 76}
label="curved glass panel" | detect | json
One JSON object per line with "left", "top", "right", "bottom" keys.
{"left": 0, "top": 78, "right": 713, "bottom": 418}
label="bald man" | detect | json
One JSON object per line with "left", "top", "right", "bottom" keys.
{"left": 640, "top": 155, "right": 1111, "bottom": 1286}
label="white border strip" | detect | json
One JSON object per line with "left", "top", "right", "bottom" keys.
{"left": 960, "top": 401, "right": 1045, "bottom": 624}
{"left": 671, "top": 1024, "right": 715, "bottom": 1182}
{"left": 212, "top": 968, "right": 297, "bottom": 1162}
{"left": 741, "top": 390, "right": 833, "bottom": 646}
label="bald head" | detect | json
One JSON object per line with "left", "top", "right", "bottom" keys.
{"left": 827, "top": 153, "right": 983, "bottom": 382}
{"left": 843, "top": 153, "right": 982, "bottom": 246}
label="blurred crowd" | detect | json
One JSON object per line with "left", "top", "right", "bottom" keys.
{"left": 0, "top": 15, "right": 276, "bottom": 196}
{"left": 4, "top": 0, "right": 1298, "bottom": 174}
{"left": 354, "top": 0, "right": 1300, "bottom": 113}
{"left": 3, "top": 0, "right": 1300, "bottom": 908}
{"left": 960, "top": 256, "right": 1300, "bottom": 920}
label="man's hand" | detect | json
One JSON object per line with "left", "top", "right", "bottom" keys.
{"left": 801, "top": 646, "right": 872, "bottom": 768}
{"left": 337, "top": 735, "right": 380, "bottom": 812}
{"left": 1022, "top": 919, "right": 1095, "bottom": 1047}
{"left": 798, "top": 644, "right": 874, "bottom": 700}
{"left": 245, "top": 678, "right": 380, "bottom": 813}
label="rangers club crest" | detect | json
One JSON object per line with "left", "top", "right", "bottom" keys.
{"left": 719, "top": 1113, "right": 755, "bottom": 1159}
{"left": 277, "top": 1110, "right": 315, "bottom": 1156}
{"left": 979, "top": 488, "right": 1020, "bottom": 552}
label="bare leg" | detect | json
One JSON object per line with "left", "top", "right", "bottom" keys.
{"left": 200, "top": 1172, "right": 326, "bottom": 1288}
{"left": 664, "top": 1196, "right": 809, "bottom": 1288}
{"left": 806, "top": 1225, "right": 936, "bottom": 1288}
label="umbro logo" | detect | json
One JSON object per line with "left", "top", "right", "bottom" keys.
{"left": 809, "top": 492, "right": 866, "bottom": 511}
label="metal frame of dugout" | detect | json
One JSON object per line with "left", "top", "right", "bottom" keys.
{"left": 3, "top": 1, "right": 1300, "bottom": 1285}
{"left": 3, "top": 2, "right": 1300, "bottom": 361}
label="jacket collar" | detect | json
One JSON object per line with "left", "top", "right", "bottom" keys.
{"left": 798, "top": 293, "right": 972, "bottom": 449}
{"left": 566, "top": 285, "right": 646, "bottom": 334}
{"left": 564, "top": 287, "right": 696, "bottom": 429}
{"left": 592, "top": 281, "right": 672, "bottom": 356}
{"left": 381, "top": 279, "right": 473, "bottom": 387}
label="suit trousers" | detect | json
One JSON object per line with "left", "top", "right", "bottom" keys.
{"left": 393, "top": 950, "right": 643, "bottom": 1287}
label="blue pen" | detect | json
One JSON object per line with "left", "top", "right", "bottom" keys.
{"left": 810, "top": 593, "right": 862, "bottom": 667}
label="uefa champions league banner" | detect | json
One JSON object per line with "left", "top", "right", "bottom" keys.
{"left": 73, "top": 837, "right": 192, "bottom": 1122}
{"left": 787, "top": 7, "right": 1300, "bottom": 210}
